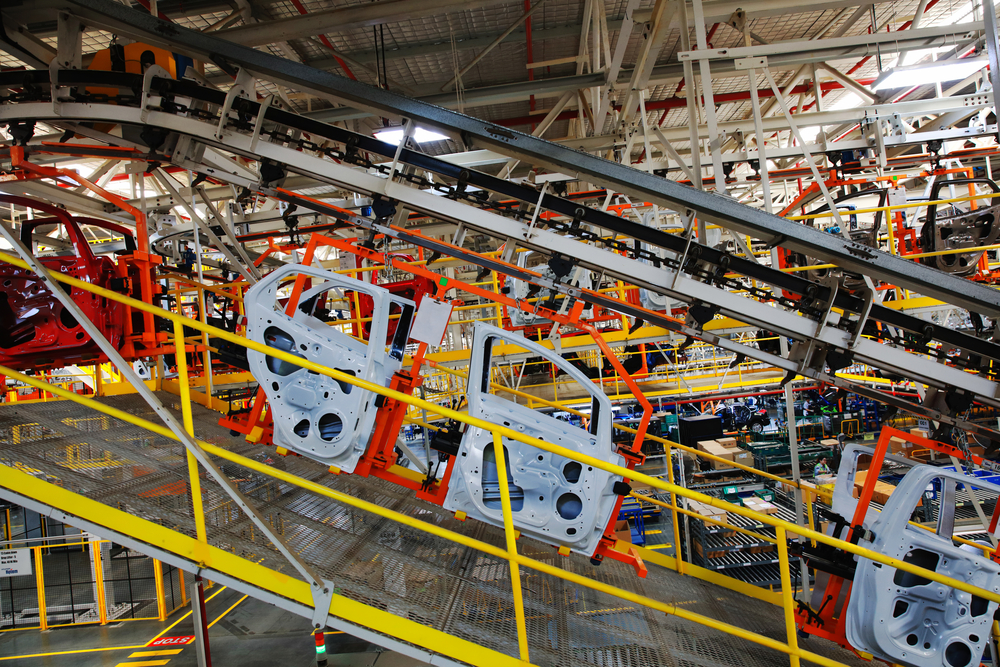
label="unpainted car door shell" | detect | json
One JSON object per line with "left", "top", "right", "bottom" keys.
{"left": 443, "top": 322, "right": 625, "bottom": 557}
{"left": 845, "top": 465, "right": 1000, "bottom": 667}
{"left": 245, "top": 265, "right": 414, "bottom": 472}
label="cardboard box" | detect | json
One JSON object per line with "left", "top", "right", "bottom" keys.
{"left": 613, "top": 519, "right": 633, "bottom": 544}
{"left": 697, "top": 440, "right": 736, "bottom": 468}
{"left": 754, "top": 500, "right": 780, "bottom": 515}
{"left": 821, "top": 438, "right": 840, "bottom": 447}
{"left": 853, "top": 472, "right": 920, "bottom": 506}
{"left": 870, "top": 481, "right": 898, "bottom": 505}
{"left": 697, "top": 440, "right": 721, "bottom": 452}
{"left": 693, "top": 540, "right": 726, "bottom": 559}
{"left": 909, "top": 428, "right": 930, "bottom": 440}
{"left": 687, "top": 500, "right": 728, "bottom": 525}
{"left": 730, "top": 450, "right": 752, "bottom": 465}
{"left": 707, "top": 442, "right": 735, "bottom": 461}
{"left": 744, "top": 497, "right": 778, "bottom": 516}
{"left": 889, "top": 436, "right": 915, "bottom": 458}
{"left": 717, "top": 437, "right": 738, "bottom": 448}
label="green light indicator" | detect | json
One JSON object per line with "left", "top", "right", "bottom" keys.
{"left": 316, "top": 645, "right": 327, "bottom": 654}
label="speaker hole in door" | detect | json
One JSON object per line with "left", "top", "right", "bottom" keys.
{"left": 333, "top": 368, "right": 356, "bottom": 394}
{"left": 556, "top": 493, "right": 583, "bottom": 520}
{"left": 263, "top": 327, "right": 305, "bottom": 376}
{"left": 945, "top": 641, "right": 972, "bottom": 667}
{"left": 318, "top": 413, "right": 343, "bottom": 441}
{"left": 971, "top": 595, "right": 989, "bottom": 617}
{"left": 59, "top": 307, "right": 79, "bottom": 329}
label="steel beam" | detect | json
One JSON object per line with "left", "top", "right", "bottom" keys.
{"left": 679, "top": 22, "right": 982, "bottom": 62}
{"left": 53, "top": 0, "right": 1000, "bottom": 315}
{"left": 638, "top": 92, "right": 995, "bottom": 142}
{"left": 215, "top": 0, "right": 510, "bottom": 48}
{"left": 628, "top": 122, "right": 999, "bottom": 168}
{"left": 5, "top": 96, "right": 1000, "bottom": 436}
{"left": 302, "top": 32, "right": 967, "bottom": 122}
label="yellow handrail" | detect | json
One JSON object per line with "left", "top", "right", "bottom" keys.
{"left": 0, "top": 364, "right": 846, "bottom": 667}
{"left": 2, "top": 247, "right": 998, "bottom": 666}
{"left": 785, "top": 190, "right": 1000, "bottom": 222}
{"left": 0, "top": 247, "right": 975, "bottom": 591}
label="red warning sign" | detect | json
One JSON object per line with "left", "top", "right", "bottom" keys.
{"left": 147, "top": 635, "right": 195, "bottom": 647}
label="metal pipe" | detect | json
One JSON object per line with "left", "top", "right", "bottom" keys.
{"left": 490, "top": 432, "right": 530, "bottom": 662}
{"left": 5, "top": 361, "right": 999, "bottom": 654}
{"left": 0, "top": 249, "right": 994, "bottom": 605}
{"left": 175, "top": 320, "right": 208, "bottom": 543}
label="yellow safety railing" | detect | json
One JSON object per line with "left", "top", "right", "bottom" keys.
{"left": 0, "top": 538, "right": 177, "bottom": 632}
{"left": 782, "top": 189, "right": 1000, "bottom": 279}
{"left": 3, "top": 248, "right": 1000, "bottom": 667}
{"left": 412, "top": 332, "right": 784, "bottom": 415}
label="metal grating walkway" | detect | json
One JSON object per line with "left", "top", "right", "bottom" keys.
{"left": 0, "top": 393, "right": 870, "bottom": 667}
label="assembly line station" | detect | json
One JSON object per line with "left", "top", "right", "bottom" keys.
{"left": 3, "top": 0, "right": 1000, "bottom": 664}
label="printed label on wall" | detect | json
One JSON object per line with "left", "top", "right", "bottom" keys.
{"left": 0, "top": 549, "right": 31, "bottom": 577}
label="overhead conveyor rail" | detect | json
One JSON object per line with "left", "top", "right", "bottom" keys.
{"left": 1, "top": 68, "right": 999, "bottom": 443}
{"left": 0, "top": 248, "right": 998, "bottom": 666}
{"left": 16, "top": 0, "right": 1000, "bottom": 318}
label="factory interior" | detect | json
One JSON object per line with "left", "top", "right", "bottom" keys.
{"left": 4, "top": 0, "right": 1000, "bottom": 665}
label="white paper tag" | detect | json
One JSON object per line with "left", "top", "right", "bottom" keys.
{"left": 0, "top": 549, "right": 32, "bottom": 578}
{"left": 410, "top": 298, "right": 454, "bottom": 347}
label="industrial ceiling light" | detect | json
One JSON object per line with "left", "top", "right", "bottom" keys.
{"left": 374, "top": 127, "right": 449, "bottom": 145}
{"left": 871, "top": 56, "right": 987, "bottom": 90}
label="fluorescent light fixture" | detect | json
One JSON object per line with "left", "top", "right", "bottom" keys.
{"left": 374, "top": 127, "right": 449, "bottom": 145}
{"left": 871, "top": 57, "right": 987, "bottom": 90}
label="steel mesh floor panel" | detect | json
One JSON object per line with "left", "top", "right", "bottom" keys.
{"left": 0, "top": 394, "right": 871, "bottom": 666}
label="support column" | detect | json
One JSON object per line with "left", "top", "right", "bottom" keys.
{"left": 33, "top": 546, "right": 46, "bottom": 631}
{"left": 678, "top": 0, "right": 703, "bottom": 189}
{"left": 784, "top": 383, "right": 811, "bottom": 596}
{"left": 691, "top": 0, "right": 727, "bottom": 193}
{"left": 153, "top": 559, "right": 167, "bottom": 621}
{"left": 983, "top": 0, "right": 1000, "bottom": 116}
{"left": 191, "top": 577, "right": 212, "bottom": 667}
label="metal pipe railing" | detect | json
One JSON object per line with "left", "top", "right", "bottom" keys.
{"left": 2, "top": 248, "right": 998, "bottom": 666}
{"left": 0, "top": 364, "right": 848, "bottom": 666}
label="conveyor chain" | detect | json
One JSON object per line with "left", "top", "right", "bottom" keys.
{"left": 2, "top": 68, "right": 998, "bottom": 374}
{"left": 3, "top": 67, "right": 1000, "bottom": 445}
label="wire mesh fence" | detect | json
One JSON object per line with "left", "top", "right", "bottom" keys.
{"left": 0, "top": 538, "right": 176, "bottom": 630}
{"left": 0, "top": 554, "right": 39, "bottom": 630}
